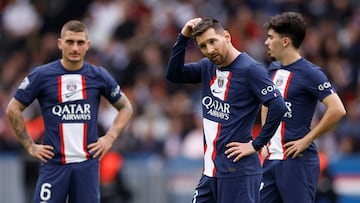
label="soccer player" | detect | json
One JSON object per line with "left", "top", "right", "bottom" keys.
{"left": 166, "top": 17, "right": 287, "bottom": 203}
{"left": 260, "top": 12, "right": 346, "bottom": 203}
{"left": 6, "top": 20, "right": 133, "bottom": 203}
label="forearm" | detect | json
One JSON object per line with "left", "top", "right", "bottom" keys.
{"left": 305, "top": 94, "right": 346, "bottom": 142}
{"left": 107, "top": 95, "right": 133, "bottom": 140}
{"left": 6, "top": 100, "right": 34, "bottom": 150}
{"left": 252, "top": 97, "right": 287, "bottom": 151}
{"left": 306, "top": 107, "right": 345, "bottom": 142}
{"left": 166, "top": 33, "right": 189, "bottom": 82}
{"left": 107, "top": 107, "right": 133, "bottom": 140}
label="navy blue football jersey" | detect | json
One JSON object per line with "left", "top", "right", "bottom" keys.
{"left": 14, "top": 60, "right": 122, "bottom": 164}
{"left": 168, "top": 34, "right": 281, "bottom": 178}
{"left": 266, "top": 58, "right": 335, "bottom": 160}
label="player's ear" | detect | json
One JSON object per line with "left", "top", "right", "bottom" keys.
{"left": 86, "top": 40, "right": 90, "bottom": 51}
{"left": 224, "top": 30, "right": 231, "bottom": 43}
{"left": 282, "top": 37, "right": 290, "bottom": 47}
{"left": 57, "top": 38, "right": 62, "bottom": 50}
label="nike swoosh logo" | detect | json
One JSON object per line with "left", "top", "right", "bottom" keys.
{"left": 65, "top": 92, "right": 76, "bottom": 98}
{"left": 212, "top": 89, "right": 222, "bottom": 93}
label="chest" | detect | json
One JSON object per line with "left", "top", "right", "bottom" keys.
{"left": 272, "top": 69, "right": 309, "bottom": 100}
{"left": 38, "top": 74, "right": 102, "bottom": 105}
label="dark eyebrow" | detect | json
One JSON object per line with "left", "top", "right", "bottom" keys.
{"left": 65, "top": 39, "right": 86, "bottom": 43}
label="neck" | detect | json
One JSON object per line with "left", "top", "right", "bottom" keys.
{"left": 60, "top": 59, "right": 83, "bottom": 71}
{"left": 219, "top": 46, "right": 241, "bottom": 68}
{"left": 280, "top": 51, "right": 301, "bottom": 66}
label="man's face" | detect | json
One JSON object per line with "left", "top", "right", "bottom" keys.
{"left": 57, "top": 31, "right": 89, "bottom": 65}
{"left": 195, "top": 28, "right": 230, "bottom": 66}
{"left": 264, "top": 29, "right": 285, "bottom": 61}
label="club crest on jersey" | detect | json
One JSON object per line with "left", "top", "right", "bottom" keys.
{"left": 59, "top": 74, "right": 86, "bottom": 102}
{"left": 218, "top": 77, "right": 224, "bottom": 88}
{"left": 275, "top": 78, "right": 283, "bottom": 87}
{"left": 67, "top": 81, "right": 77, "bottom": 92}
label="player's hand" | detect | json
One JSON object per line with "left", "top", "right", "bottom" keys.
{"left": 88, "top": 134, "right": 115, "bottom": 160}
{"left": 284, "top": 137, "right": 311, "bottom": 159}
{"left": 181, "top": 18, "right": 202, "bottom": 37}
{"left": 225, "top": 141, "right": 256, "bottom": 162}
{"left": 261, "top": 146, "right": 269, "bottom": 158}
{"left": 27, "top": 143, "right": 54, "bottom": 163}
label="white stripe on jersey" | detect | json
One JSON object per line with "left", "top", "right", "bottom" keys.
{"left": 268, "top": 122, "right": 286, "bottom": 160}
{"left": 60, "top": 123, "right": 88, "bottom": 163}
{"left": 59, "top": 74, "right": 85, "bottom": 102}
{"left": 210, "top": 69, "right": 231, "bottom": 100}
{"left": 203, "top": 118, "right": 219, "bottom": 177}
{"left": 268, "top": 69, "right": 292, "bottom": 160}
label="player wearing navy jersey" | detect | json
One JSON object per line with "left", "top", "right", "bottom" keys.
{"left": 260, "top": 12, "right": 346, "bottom": 203}
{"left": 6, "top": 20, "right": 133, "bottom": 203}
{"left": 167, "top": 17, "right": 287, "bottom": 203}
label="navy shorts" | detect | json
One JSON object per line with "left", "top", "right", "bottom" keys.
{"left": 192, "top": 174, "right": 261, "bottom": 203}
{"left": 33, "top": 158, "right": 100, "bottom": 203}
{"left": 260, "top": 157, "right": 319, "bottom": 203}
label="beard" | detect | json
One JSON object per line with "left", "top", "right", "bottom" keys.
{"left": 209, "top": 54, "right": 226, "bottom": 66}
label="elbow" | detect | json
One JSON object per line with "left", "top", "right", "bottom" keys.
{"left": 5, "top": 100, "right": 18, "bottom": 120}
{"left": 129, "top": 105, "right": 134, "bottom": 119}
{"left": 5, "top": 104, "right": 13, "bottom": 119}
{"left": 338, "top": 106, "right": 347, "bottom": 119}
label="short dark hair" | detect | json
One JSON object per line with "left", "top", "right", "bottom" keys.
{"left": 60, "top": 20, "right": 88, "bottom": 38}
{"left": 191, "top": 17, "right": 224, "bottom": 38}
{"left": 263, "top": 12, "right": 307, "bottom": 48}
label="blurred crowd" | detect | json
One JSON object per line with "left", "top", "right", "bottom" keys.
{"left": 1, "top": 0, "right": 360, "bottom": 164}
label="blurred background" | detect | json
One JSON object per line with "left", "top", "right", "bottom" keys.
{"left": 0, "top": 0, "right": 360, "bottom": 202}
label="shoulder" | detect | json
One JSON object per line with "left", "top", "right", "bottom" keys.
{"left": 83, "top": 62, "right": 111, "bottom": 76}
{"left": 238, "top": 53, "right": 267, "bottom": 76}
{"left": 239, "top": 52, "right": 264, "bottom": 68}
{"left": 82, "top": 62, "right": 117, "bottom": 84}
{"left": 267, "top": 61, "right": 281, "bottom": 72}
{"left": 28, "top": 60, "right": 60, "bottom": 77}
{"left": 298, "top": 58, "right": 327, "bottom": 77}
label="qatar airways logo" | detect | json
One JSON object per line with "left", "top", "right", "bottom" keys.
{"left": 52, "top": 103, "right": 91, "bottom": 120}
{"left": 202, "top": 96, "right": 230, "bottom": 120}
{"left": 283, "top": 101, "right": 292, "bottom": 118}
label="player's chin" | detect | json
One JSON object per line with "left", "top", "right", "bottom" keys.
{"left": 68, "top": 57, "right": 82, "bottom": 63}
{"left": 267, "top": 53, "right": 276, "bottom": 61}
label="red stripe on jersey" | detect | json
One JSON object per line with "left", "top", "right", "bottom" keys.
{"left": 224, "top": 72, "right": 232, "bottom": 101}
{"left": 81, "top": 75, "right": 87, "bottom": 99}
{"left": 211, "top": 123, "right": 221, "bottom": 176}
{"left": 59, "top": 124, "right": 66, "bottom": 164}
{"left": 283, "top": 72, "right": 293, "bottom": 98}
{"left": 58, "top": 76, "right": 62, "bottom": 103}
{"left": 209, "top": 74, "right": 217, "bottom": 86}
{"left": 281, "top": 121, "right": 287, "bottom": 160}
{"left": 83, "top": 123, "right": 90, "bottom": 159}
{"left": 281, "top": 73, "right": 292, "bottom": 160}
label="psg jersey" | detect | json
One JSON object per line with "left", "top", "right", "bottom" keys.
{"left": 266, "top": 58, "right": 335, "bottom": 160}
{"left": 14, "top": 60, "right": 122, "bottom": 164}
{"left": 167, "top": 34, "right": 281, "bottom": 178}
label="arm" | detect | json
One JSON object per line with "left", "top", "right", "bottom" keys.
{"left": 88, "top": 93, "right": 133, "bottom": 160}
{"left": 166, "top": 18, "right": 202, "bottom": 83}
{"left": 252, "top": 96, "right": 287, "bottom": 150}
{"left": 225, "top": 96, "right": 287, "bottom": 162}
{"left": 285, "top": 93, "right": 346, "bottom": 158}
{"left": 6, "top": 98, "right": 54, "bottom": 162}
{"left": 261, "top": 105, "right": 268, "bottom": 127}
